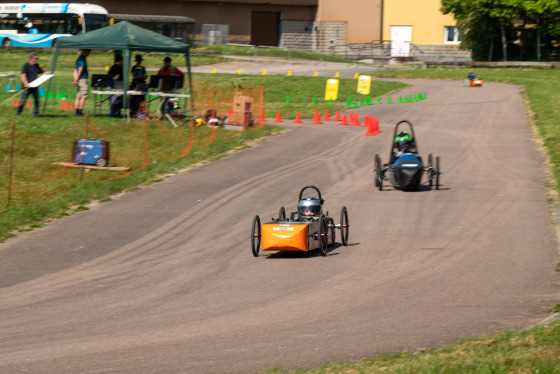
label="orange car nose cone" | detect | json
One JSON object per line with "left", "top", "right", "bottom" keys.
{"left": 262, "top": 223, "right": 309, "bottom": 252}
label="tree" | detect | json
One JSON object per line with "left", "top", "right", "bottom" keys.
{"left": 441, "top": 0, "right": 519, "bottom": 61}
{"left": 442, "top": 0, "right": 560, "bottom": 61}
{"left": 519, "top": 0, "right": 560, "bottom": 60}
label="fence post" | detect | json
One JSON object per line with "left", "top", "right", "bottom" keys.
{"left": 80, "top": 115, "right": 90, "bottom": 182}
{"left": 7, "top": 121, "right": 15, "bottom": 207}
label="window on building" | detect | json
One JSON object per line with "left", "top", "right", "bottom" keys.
{"left": 444, "top": 26, "right": 462, "bottom": 44}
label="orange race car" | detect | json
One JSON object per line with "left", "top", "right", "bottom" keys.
{"left": 465, "top": 70, "right": 483, "bottom": 87}
{"left": 250, "top": 185, "right": 349, "bottom": 257}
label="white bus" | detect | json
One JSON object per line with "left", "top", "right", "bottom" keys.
{"left": 0, "top": 3, "right": 108, "bottom": 48}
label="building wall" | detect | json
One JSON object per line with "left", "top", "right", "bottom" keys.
{"left": 383, "top": 0, "right": 457, "bottom": 45}
{"left": 95, "top": 0, "right": 317, "bottom": 43}
{"left": 317, "top": 0, "right": 382, "bottom": 43}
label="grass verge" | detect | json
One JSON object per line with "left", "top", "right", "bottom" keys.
{"left": 261, "top": 319, "right": 560, "bottom": 373}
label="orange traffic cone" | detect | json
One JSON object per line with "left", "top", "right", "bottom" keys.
{"left": 70, "top": 102, "right": 75, "bottom": 110}
{"left": 293, "top": 112, "right": 304, "bottom": 123}
{"left": 324, "top": 110, "right": 333, "bottom": 121}
{"left": 60, "top": 101, "right": 65, "bottom": 110}
{"left": 334, "top": 110, "right": 342, "bottom": 121}
{"left": 362, "top": 115, "right": 371, "bottom": 127}
{"left": 312, "top": 110, "right": 323, "bottom": 124}
{"left": 351, "top": 113, "right": 361, "bottom": 126}
{"left": 26, "top": 101, "right": 31, "bottom": 108}
{"left": 258, "top": 110, "right": 266, "bottom": 122}
{"left": 11, "top": 100, "right": 16, "bottom": 107}
{"left": 273, "top": 111, "right": 284, "bottom": 122}
{"left": 364, "top": 116, "right": 382, "bottom": 136}
{"left": 338, "top": 114, "right": 349, "bottom": 125}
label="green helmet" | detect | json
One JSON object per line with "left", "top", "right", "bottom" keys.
{"left": 395, "top": 131, "right": 412, "bottom": 151}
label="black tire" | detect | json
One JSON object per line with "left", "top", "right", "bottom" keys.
{"left": 375, "top": 154, "right": 383, "bottom": 191}
{"left": 428, "top": 153, "right": 433, "bottom": 187}
{"left": 278, "top": 206, "right": 286, "bottom": 221}
{"left": 95, "top": 158, "right": 107, "bottom": 167}
{"left": 374, "top": 155, "right": 379, "bottom": 187}
{"left": 251, "top": 215, "right": 261, "bottom": 257}
{"left": 436, "top": 156, "right": 441, "bottom": 190}
{"left": 2, "top": 38, "right": 12, "bottom": 48}
{"left": 318, "top": 214, "right": 328, "bottom": 256}
{"left": 340, "top": 206, "right": 349, "bottom": 246}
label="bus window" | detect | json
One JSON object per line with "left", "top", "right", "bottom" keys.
{"left": 84, "top": 14, "right": 108, "bottom": 32}
{"left": 66, "top": 17, "right": 81, "bottom": 34}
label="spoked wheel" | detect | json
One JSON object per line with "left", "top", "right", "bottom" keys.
{"left": 318, "top": 214, "right": 328, "bottom": 256}
{"left": 435, "top": 156, "right": 441, "bottom": 190}
{"left": 251, "top": 215, "right": 261, "bottom": 257}
{"left": 427, "top": 154, "right": 434, "bottom": 187}
{"left": 339, "top": 206, "right": 349, "bottom": 246}
{"left": 374, "top": 154, "right": 383, "bottom": 191}
{"left": 278, "top": 206, "right": 286, "bottom": 221}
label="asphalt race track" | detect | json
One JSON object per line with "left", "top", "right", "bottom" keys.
{"left": 1, "top": 62, "right": 559, "bottom": 373}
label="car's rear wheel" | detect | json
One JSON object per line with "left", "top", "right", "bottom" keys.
{"left": 428, "top": 153, "right": 433, "bottom": 187}
{"left": 436, "top": 156, "right": 441, "bottom": 190}
{"left": 318, "top": 214, "right": 328, "bottom": 256}
{"left": 340, "top": 206, "right": 349, "bottom": 246}
{"left": 251, "top": 215, "right": 261, "bottom": 257}
{"left": 2, "top": 38, "right": 12, "bottom": 48}
{"left": 374, "top": 154, "right": 383, "bottom": 191}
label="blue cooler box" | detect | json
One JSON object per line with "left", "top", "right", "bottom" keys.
{"left": 72, "top": 139, "right": 110, "bottom": 167}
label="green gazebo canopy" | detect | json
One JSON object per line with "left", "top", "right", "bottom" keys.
{"left": 48, "top": 21, "right": 193, "bottom": 113}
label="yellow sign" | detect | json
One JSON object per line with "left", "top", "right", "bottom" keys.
{"left": 357, "top": 75, "right": 372, "bottom": 95}
{"left": 325, "top": 79, "right": 339, "bottom": 101}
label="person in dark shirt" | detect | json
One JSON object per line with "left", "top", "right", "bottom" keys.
{"left": 130, "top": 54, "right": 147, "bottom": 116}
{"left": 108, "top": 54, "right": 123, "bottom": 118}
{"left": 17, "top": 52, "right": 44, "bottom": 117}
{"left": 131, "top": 54, "right": 147, "bottom": 88}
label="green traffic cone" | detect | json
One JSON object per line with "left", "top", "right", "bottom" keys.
{"left": 386, "top": 95, "right": 392, "bottom": 104}
{"left": 285, "top": 96, "right": 291, "bottom": 104}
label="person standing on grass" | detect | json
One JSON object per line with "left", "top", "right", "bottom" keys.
{"left": 72, "top": 49, "right": 90, "bottom": 117}
{"left": 17, "top": 52, "right": 43, "bottom": 117}
{"left": 108, "top": 54, "right": 124, "bottom": 118}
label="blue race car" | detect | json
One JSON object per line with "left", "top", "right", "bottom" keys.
{"left": 374, "top": 120, "right": 441, "bottom": 191}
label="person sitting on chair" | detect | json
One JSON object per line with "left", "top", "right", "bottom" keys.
{"left": 157, "top": 56, "right": 184, "bottom": 115}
